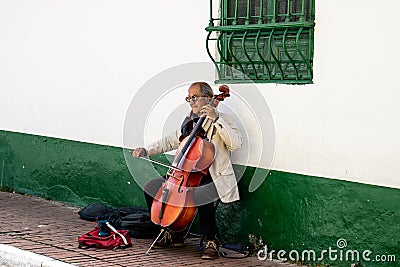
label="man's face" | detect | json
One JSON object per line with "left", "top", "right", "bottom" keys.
{"left": 187, "top": 85, "right": 209, "bottom": 115}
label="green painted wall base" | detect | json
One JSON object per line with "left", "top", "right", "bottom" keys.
{"left": 1, "top": 130, "right": 399, "bottom": 266}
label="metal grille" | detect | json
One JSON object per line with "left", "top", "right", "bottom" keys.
{"left": 206, "top": 0, "right": 315, "bottom": 84}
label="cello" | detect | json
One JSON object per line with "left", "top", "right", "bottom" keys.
{"left": 146, "top": 85, "right": 230, "bottom": 253}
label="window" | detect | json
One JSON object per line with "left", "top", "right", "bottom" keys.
{"left": 206, "top": 0, "right": 315, "bottom": 84}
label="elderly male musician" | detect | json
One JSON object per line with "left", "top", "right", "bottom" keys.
{"left": 132, "top": 82, "right": 242, "bottom": 260}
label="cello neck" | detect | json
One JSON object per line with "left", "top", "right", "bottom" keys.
{"left": 173, "top": 98, "right": 215, "bottom": 167}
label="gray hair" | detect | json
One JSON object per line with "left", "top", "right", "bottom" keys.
{"left": 190, "top": 82, "right": 214, "bottom": 98}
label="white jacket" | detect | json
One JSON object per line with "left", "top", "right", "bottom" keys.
{"left": 146, "top": 112, "right": 242, "bottom": 203}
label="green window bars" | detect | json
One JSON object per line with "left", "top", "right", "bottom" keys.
{"left": 206, "top": 0, "right": 315, "bottom": 84}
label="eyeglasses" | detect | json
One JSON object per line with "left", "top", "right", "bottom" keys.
{"left": 185, "top": 95, "right": 206, "bottom": 102}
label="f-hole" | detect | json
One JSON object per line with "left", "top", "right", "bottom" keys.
{"left": 177, "top": 175, "right": 185, "bottom": 193}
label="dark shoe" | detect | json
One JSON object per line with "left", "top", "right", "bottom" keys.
{"left": 202, "top": 240, "right": 220, "bottom": 260}
{"left": 153, "top": 229, "right": 185, "bottom": 249}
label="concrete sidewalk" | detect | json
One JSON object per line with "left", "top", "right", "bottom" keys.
{"left": 0, "top": 191, "right": 299, "bottom": 267}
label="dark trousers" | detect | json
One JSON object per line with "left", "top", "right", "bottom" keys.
{"left": 144, "top": 173, "right": 219, "bottom": 241}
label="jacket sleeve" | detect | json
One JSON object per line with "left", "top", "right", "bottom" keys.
{"left": 214, "top": 113, "right": 242, "bottom": 151}
{"left": 145, "top": 129, "right": 181, "bottom": 156}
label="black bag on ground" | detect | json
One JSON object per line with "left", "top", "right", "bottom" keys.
{"left": 78, "top": 202, "right": 114, "bottom": 221}
{"left": 78, "top": 203, "right": 158, "bottom": 239}
{"left": 118, "top": 212, "right": 158, "bottom": 239}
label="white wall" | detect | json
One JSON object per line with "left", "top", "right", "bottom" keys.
{"left": 1, "top": 0, "right": 399, "bottom": 189}
{"left": 0, "top": 0, "right": 211, "bottom": 144}
{"left": 258, "top": 0, "right": 400, "bottom": 189}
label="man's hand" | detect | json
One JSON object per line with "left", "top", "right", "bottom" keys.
{"left": 200, "top": 104, "right": 219, "bottom": 122}
{"left": 132, "top": 147, "right": 147, "bottom": 158}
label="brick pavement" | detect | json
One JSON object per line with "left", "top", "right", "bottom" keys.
{"left": 0, "top": 191, "right": 300, "bottom": 267}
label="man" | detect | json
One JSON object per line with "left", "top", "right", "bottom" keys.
{"left": 132, "top": 82, "right": 242, "bottom": 260}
